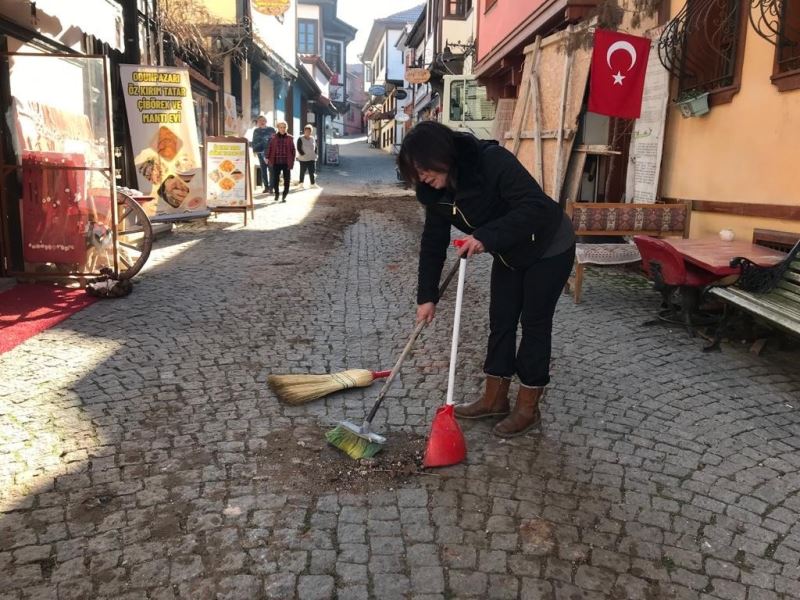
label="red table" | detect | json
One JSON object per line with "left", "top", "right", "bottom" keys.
{"left": 663, "top": 238, "right": 786, "bottom": 276}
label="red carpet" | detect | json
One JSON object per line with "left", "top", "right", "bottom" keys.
{"left": 0, "top": 284, "right": 97, "bottom": 354}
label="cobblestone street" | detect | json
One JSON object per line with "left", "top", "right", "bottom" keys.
{"left": 2, "top": 141, "right": 800, "bottom": 600}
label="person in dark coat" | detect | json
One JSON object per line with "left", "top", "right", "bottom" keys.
{"left": 251, "top": 116, "right": 275, "bottom": 193}
{"left": 266, "top": 121, "right": 296, "bottom": 202}
{"left": 397, "top": 121, "right": 575, "bottom": 437}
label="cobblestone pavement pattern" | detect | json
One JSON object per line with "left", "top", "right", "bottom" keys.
{"left": 2, "top": 139, "right": 800, "bottom": 600}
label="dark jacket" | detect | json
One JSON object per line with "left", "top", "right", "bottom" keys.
{"left": 416, "top": 133, "right": 565, "bottom": 304}
{"left": 267, "top": 133, "right": 296, "bottom": 169}
{"left": 251, "top": 126, "right": 275, "bottom": 154}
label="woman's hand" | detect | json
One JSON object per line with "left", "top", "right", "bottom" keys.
{"left": 456, "top": 235, "right": 485, "bottom": 258}
{"left": 416, "top": 302, "right": 436, "bottom": 324}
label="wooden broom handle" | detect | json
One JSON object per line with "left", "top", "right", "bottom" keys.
{"left": 364, "top": 258, "right": 461, "bottom": 424}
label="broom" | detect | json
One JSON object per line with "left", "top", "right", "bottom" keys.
{"left": 268, "top": 369, "right": 391, "bottom": 405}
{"left": 326, "top": 256, "right": 462, "bottom": 460}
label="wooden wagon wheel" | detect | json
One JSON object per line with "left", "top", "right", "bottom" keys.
{"left": 115, "top": 191, "right": 153, "bottom": 279}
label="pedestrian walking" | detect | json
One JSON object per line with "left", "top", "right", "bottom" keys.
{"left": 251, "top": 115, "right": 276, "bottom": 193}
{"left": 397, "top": 121, "right": 576, "bottom": 437}
{"left": 266, "top": 121, "right": 295, "bottom": 203}
{"left": 296, "top": 124, "right": 317, "bottom": 188}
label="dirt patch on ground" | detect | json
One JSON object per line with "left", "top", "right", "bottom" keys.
{"left": 255, "top": 424, "right": 428, "bottom": 496}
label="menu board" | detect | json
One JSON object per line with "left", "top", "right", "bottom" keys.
{"left": 205, "top": 137, "right": 249, "bottom": 207}
{"left": 119, "top": 65, "right": 208, "bottom": 220}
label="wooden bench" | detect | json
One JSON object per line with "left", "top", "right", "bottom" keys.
{"left": 565, "top": 201, "right": 691, "bottom": 303}
{"left": 708, "top": 229, "right": 800, "bottom": 347}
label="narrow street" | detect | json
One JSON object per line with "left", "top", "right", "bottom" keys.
{"left": 2, "top": 140, "right": 800, "bottom": 600}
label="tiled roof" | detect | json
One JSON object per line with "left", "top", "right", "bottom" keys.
{"left": 381, "top": 4, "right": 424, "bottom": 24}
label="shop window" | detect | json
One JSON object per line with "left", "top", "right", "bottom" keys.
{"left": 446, "top": 0, "right": 472, "bottom": 18}
{"left": 251, "top": 66, "right": 260, "bottom": 119}
{"left": 449, "top": 79, "right": 496, "bottom": 122}
{"left": 230, "top": 61, "right": 242, "bottom": 115}
{"left": 658, "top": 0, "right": 748, "bottom": 104}
{"left": 298, "top": 20, "right": 318, "bottom": 54}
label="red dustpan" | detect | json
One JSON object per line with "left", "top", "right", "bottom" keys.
{"left": 424, "top": 242, "right": 468, "bottom": 468}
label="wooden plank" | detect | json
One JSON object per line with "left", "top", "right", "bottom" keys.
{"left": 563, "top": 151, "right": 587, "bottom": 204}
{"left": 504, "top": 129, "right": 577, "bottom": 141}
{"left": 510, "top": 38, "right": 539, "bottom": 156}
{"left": 529, "top": 36, "right": 544, "bottom": 182}
{"left": 662, "top": 198, "right": 800, "bottom": 221}
{"left": 574, "top": 144, "right": 622, "bottom": 156}
{"left": 752, "top": 228, "right": 800, "bottom": 248}
{"left": 553, "top": 25, "right": 575, "bottom": 202}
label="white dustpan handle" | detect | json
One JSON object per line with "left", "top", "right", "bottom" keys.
{"left": 446, "top": 257, "right": 467, "bottom": 406}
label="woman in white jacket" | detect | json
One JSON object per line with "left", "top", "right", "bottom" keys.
{"left": 296, "top": 124, "right": 318, "bottom": 187}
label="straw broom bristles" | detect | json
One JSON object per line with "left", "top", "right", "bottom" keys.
{"left": 268, "top": 369, "right": 381, "bottom": 405}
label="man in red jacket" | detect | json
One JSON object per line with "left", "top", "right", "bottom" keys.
{"left": 266, "top": 121, "right": 296, "bottom": 203}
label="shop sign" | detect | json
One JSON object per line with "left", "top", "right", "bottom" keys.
{"left": 368, "top": 84, "right": 386, "bottom": 96}
{"left": 326, "top": 144, "right": 340, "bottom": 165}
{"left": 205, "top": 138, "right": 249, "bottom": 208}
{"left": 251, "top": 0, "right": 290, "bottom": 16}
{"left": 405, "top": 68, "right": 430, "bottom": 84}
{"left": 119, "top": 65, "right": 208, "bottom": 220}
{"left": 395, "top": 89, "right": 408, "bottom": 100}
{"left": 395, "top": 112, "right": 410, "bottom": 122}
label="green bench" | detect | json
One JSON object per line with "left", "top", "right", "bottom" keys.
{"left": 708, "top": 229, "right": 800, "bottom": 348}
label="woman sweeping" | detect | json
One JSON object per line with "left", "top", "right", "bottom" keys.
{"left": 397, "top": 121, "right": 575, "bottom": 437}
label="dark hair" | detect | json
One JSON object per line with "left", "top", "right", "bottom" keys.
{"left": 397, "top": 121, "right": 456, "bottom": 186}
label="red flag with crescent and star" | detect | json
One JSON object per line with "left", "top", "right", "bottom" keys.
{"left": 588, "top": 29, "right": 651, "bottom": 119}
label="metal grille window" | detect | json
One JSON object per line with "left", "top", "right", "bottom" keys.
{"left": 776, "top": 3, "right": 800, "bottom": 73}
{"left": 298, "top": 20, "right": 317, "bottom": 54}
{"left": 658, "top": 0, "right": 746, "bottom": 96}
{"left": 751, "top": 1, "right": 800, "bottom": 76}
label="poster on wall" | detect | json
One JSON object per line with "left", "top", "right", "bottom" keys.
{"left": 625, "top": 37, "right": 669, "bottom": 204}
{"left": 205, "top": 137, "right": 249, "bottom": 208}
{"left": 119, "top": 65, "right": 208, "bottom": 220}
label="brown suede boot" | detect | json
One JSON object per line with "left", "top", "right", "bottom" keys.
{"left": 493, "top": 385, "right": 544, "bottom": 437}
{"left": 454, "top": 375, "right": 511, "bottom": 419}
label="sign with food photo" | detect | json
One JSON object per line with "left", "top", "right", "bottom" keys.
{"left": 205, "top": 138, "right": 249, "bottom": 208}
{"left": 119, "top": 65, "right": 208, "bottom": 220}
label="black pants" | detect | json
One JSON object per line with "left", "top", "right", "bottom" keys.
{"left": 299, "top": 160, "right": 315, "bottom": 184}
{"left": 271, "top": 164, "right": 290, "bottom": 197}
{"left": 483, "top": 246, "right": 575, "bottom": 387}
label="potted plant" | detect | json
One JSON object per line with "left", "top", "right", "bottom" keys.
{"left": 675, "top": 90, "right": 710, "bottom": 118}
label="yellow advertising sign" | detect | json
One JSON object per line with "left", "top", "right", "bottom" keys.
{"left": 119, "top": 65, "right": 207, "bottom": 220}
{"left": 205, "top": 138, "right": 248, "bottom": 208}
{"left": 252, "top": 0, "right": 290, "bottom": 16}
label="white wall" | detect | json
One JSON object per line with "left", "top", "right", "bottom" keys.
{"left": 297, "top": 3, "right": 319, "bottom": 19}
{"left": 387, "top": 29, "right": 405, "bottom": 81}
{"left": 313, "top": 65, "right": 330, "bottom": 96}
{"left": 251, "top": 1, "right": 297, "bottom": 68}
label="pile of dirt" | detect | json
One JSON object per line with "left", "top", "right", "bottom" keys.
{"left": 256, "top": 424, "right": 429, "bottom": 495}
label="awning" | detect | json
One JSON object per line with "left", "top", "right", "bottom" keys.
{"left": 3, "top": 0, "right": 125, "bottom": 52}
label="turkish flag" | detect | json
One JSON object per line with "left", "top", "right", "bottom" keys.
{"left": 588, "top": 29, "right": 651, "bottom": 119}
